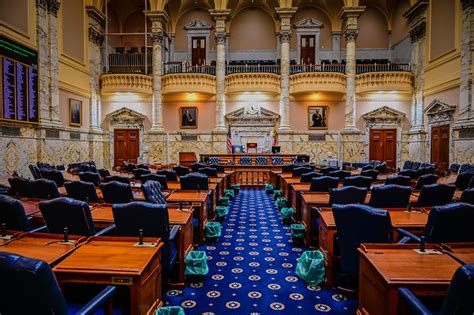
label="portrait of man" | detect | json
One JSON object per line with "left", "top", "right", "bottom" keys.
{"left": 180, "top": 107, "right": 197, "bottom": 128}
{"left": 308, "top": 106, "right": 328, "bottom": 129}
{"left": 69, "top": 99, "right": 82, "bottom": 127}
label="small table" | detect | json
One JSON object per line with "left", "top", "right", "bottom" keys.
{"left": 54, "top": 236, "right": 164, "bottom": 315}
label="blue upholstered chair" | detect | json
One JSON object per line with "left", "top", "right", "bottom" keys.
{"left": 402, "top": 160, "right": 413, "bottom": 170}
{"left": 208, "top": 163, "right": 224, "bottom": 172}
{"left": 332, "top": 204, "right": 393, "bottom": 275}
{"left": 255, "top": 156, "right": 268, "bottom": 165}
{"left": 411, "top": 162, "right": 421, "bottom": 170}
{"left": 300, "top": 172, "right": 323, "bottom": 183}
{"left": 292, "top": 167, "right": 313, "bottom": 177}
{"left": 180, "top": 173, "right": 209, "bottom": 190}
{"left": 272, "top": 157, "right": 284, "bottom": 165}
{"left": 309, "top": 176, "right": 339, "bottom": 192}
{"left": 173, "top": 165, "right": 190, "bottom": 176}
{"left": 132, "top": 168, "right": 151, "bottom": 180}
{"left": 321, "top": 166, "right": 339, "bottom": 176}
{"left": 29, "top": 164, "right": 42, "bottom": 180}
{"left": 78, "top": 171, "right": 101, "bottom": 186}
{"left": 361, "top": 165, "right": 374, "bottom": 171}
{"left": 398, "top": 202, "right": 474, "bottom": 243}
{"left": 33, "top": 179, "right": 60, "bottom": 199}
{"left": 97, "top": 168, "right": 111, "bottom": 180}
{"left": 415, "top": 184, "right": 456, "bottom": 207}
{"left": 39, "top": 197, "right": 102, "bottom": 236}
{"left": 137, "top": 164, "right": 149, "bottom": 170}
{"left": 0, "top": 195, "right": 33, "bottom": 231}
{"left": 461, "top": 188, "right": 474, "bottom": 205}
{"left": 191, "top": 163, "right": 206, "bottom": 172}
{"left": 459, "top": 164, "right": 472, "bottom": 174}
{"left": 142, "top": 181, "right": 167, "bottom": 205}
{"left": 40, "top": 169, "right": 66, "bottom": 187}
{"left": 374, "top": 161, "right": 387, "bottom": 173}
{"left": 240, "top": 157, "right": 252, "bottom": 165}
{"left": 455, "top": 172, "right": 473, "bottom": 191}
{"left": 8, "top": 177, "right": 35, "bottom": 198}
{"left": 105, "top": 175, "right": 130, "bottom": 184}
{"left": 449, "top": 163, "right": 460, "bottom": 173}
{"left": 369, "top": 185, "right": 412, "bottom": 208}
{"left": 398, "top": 169, "right": 418, "bottom": 179}
{"left": 0, "top": 252, "right": 117, "bottom": 314}
{"left": 140, "top": 174, "right": 168, "bottom": 189}
{"left": 199, "top": 167, "right": 218, "bottom": 177}
{"left": 329, "top": 186, "right": 368, "bottom": 205}
{"left": 414, "top": 174, "right": 439, "bottom": 190}
{"left": 208, "top": 157, "right": 220, "bottom": 164}
{"left": 343, "top": 176, "right": 372, "bottom": 189}
{"left": 328, "top": 170, "right": 351, "bottom": 180}
{"left": 112, "top": 202, "right": 179, "bottom": 273}
{"left": 385, "top": 175, "right": 411, "bottom": 187}
{"left": 99, "top": 181, "right": 134, "bottom": 204}
{"left": 64, "top": 181, "right": 98, "bottom": 203}
{"left": 398, "top": 264, "right": 474, "bottom": 315}
{"left": 156, "top": 170, "right": 178, "bottom": 182}
{"left": 282, "top": 164, "right": 297, "bottom": 172}
{"left": 417, "top": 165, "right": 436, "bottom": 176}
{"left": 361, "top": 169, "right": 379, "bottom": 181}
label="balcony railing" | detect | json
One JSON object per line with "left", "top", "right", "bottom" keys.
{"left": 356, "top": 63, "right": 412, "bottom": 74}
{"left": 290, "top": 64, "right": 346, "bottom": 74}
{"left": 108, "top": 53, "right": 152, "bottom": 74}
{"left": 163, "top": 62, "right": 216, "bottom": 75}
{"left": 225, "top": 65, "right": 280, "bottom": 75}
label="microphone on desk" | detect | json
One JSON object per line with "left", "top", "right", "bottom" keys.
{"left": 63, "top": 227, "right": 69, "bottom": 243}
{"left": 179, "top": 202, "right": 183, "bottom": 211}
{"left": 197, "top": 184, "right": 201, "bottom": 194}
{"left": 420, "top": 235, "right": 426, "bottom": 252}
{"left": 1, "top": 223, "right": 6, "bottom": 237}
{"left": 139, "top": 229, "right": 144, "bottom": 245}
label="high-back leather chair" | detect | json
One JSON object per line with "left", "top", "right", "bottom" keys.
{"left": 361, "top": 165, "right": 374, "bottom": 171}
{"left": 360, "top": 169, "right": 379, "bottom": 181}
{"left": 320, "top": 166, "right": 339, "bottom": 176}
{"left": 140, "top": 174, "right": 168, "bottom": 189}
{"left": 199, "top": 167, "right": 218, "bottom": 177}
{"left": 369, "top": 185, "right": 412, "bottom": 208}
{"left": 208, "top": 163, "right": 224, "bottom": 172}
{"left": 39, "top": 197, "right": 96, "bottom": 236}
{"left": 142, "top": 181, "right": 167, "bottom": 204}
{"left": 454, "top": 172, "right": 473, "bottom": 191}
{"left": 374, "top": 161, "right": 387, "bottom": 173}
{"left": 333, "top": 204, "right": 392, "bottom": 275}
{"left": 416, "top": 184, "right": 456, "bottom": 207}
{"left": 180, "top": 173, "right": 209, "bottom": 190}
{"left": 40, "top": 169, "right": 65, "bottom": 187}
{"left": 300, "top": 172, "right": 323, "bottom": 183}
{"left": 328, "top": 170, "right": 351, "bottom": 180}
{"left": 398, "top": 169, "right": 418, "bottom": 179}
{"left": 78, "top": 171, "right": 101, "bottom": 186}
{"left": 29, "top": 164, "right": 42, "bottom": 180}
{"left": 402, "top": 160, "right": 413, "bottom": 170}
{"left": 112, "top": 202, "right": 179, "bottom": 272}
{"left": 8, "top": 177, "right": 35, "bottom": 198}
{"left": 461, "top": 188, "right": 474, "bottom": 205}
{"left": 414, "top": 174, "right": 439, "bottom": 190}
{"left": 105, "top": 175, "right": 131, "bottom": 184}
{"left": 343, "top": 176, "right": 372, "bottom": 189}
{"left": 64, "top": 181, "right": 98, "bottom": 203}
{"left": 173, "top": 165, "right": 190, "bottom": 176}
{"left": 459, "top": 164, "right": 472, "bottom": 174}
{"left": 449, "top": 163, "right": 460, "bottom": 174}
{"left": 191, "top": 163, "right": 206, "bottom": 172}
{"left": 292, "top": 167, "right": 313, "bottom": 177}
{"left": 282, "top": 164, "right": 297, "bottom": 173}
{"left": 98, "top": 168, "right": 111, "bottom": 180}
{"left": 329, "top": 186, "right": 368, "bottom": 205}
{"left": 136, "top": 164, "right": 149, "bottom": 170}
{"left": 411, "top": 162, "right": 421, "bottom": 170}
{"left": 0, "top": 195, "right": 32, "bottom": 231}
{"left": 385, "top": 175, "right": 411, "bottom": 187}
{"left": 132, "top": 168, "right": 151, "bottom": 180}
{"left": 309, "top": 176, "right": 339, "bottom": 192}
{"left": 99, "top": 181, "right": 134, "bottom": 204}
{"left": 33, "top": 179, "right": 60, "bottom": 199}
{"left": 156, "top": 170, "right": 178, "bottom": 182}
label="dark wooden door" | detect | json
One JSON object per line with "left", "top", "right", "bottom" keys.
{"left": 301, "top": 35, "right": 315, "bottom": 64}
{"left": 369, "top": 129, "right": 397, "bottom": 168}
{"left": 192, "top": 37, "right": 206, "bottom": 65}
{"left": 431, "top": 125, "right": 450, "bottom": 171}
{"left": 114, "top": 129, "right": 139, "bottom": 167}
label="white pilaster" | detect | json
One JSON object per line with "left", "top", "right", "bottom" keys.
{"left": 47, "top": 0, "right": 62, "bottom": 126}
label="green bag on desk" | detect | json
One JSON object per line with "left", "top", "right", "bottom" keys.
{"left": 219, "top": 196, "right": 230, "bottom": 206}
{"left": 225, "top": 189, "right": 235, "bottom": 199}
{"left": 215, "top": 205, "right": 229, "bottom": 218}
{"left": 281, "top": 207, "right": 295, "bottom": 219}
{"left": 155, "top": 306, "right": 185, "bottom": 315}
{"left": 185, "top": 251, "right": 209, "bottom": 276}
{"left": 275, "top": 196, "right": 287, "bottom": 208}
{"left": 265, "top": 184, "right": 274, "bottom": 194}
{"left": 273, "top": 190, "right": 284, "bottom": 199}
{"left": 295, "top": 250, "right": 325, "bottom": 285}
{"left": 231, "top": 184, "right": 240, "bottom": 194}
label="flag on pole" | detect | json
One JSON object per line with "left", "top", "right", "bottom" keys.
{"left": 227, "top": 125, "right": 233, "bottom": 153}
{"left": 272, "top": 126, "right": 278, "bottom": 146}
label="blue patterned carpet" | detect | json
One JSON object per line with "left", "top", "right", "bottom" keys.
{"left": 164, "top": 188, "right": 358, "bottom": 314}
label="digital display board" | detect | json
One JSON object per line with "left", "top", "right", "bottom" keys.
{"left": 0, "top": 35, "right": 39, "bottom": 123}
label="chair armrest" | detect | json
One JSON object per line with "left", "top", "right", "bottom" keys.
{"left": 76, "top": 285, "right": 117, "bottom": 315}
{"left": 169, "top": 225, "right": 180, "bottom": 241}
{"left": 397, "top": 288, "right": 432, "bottom": 315}
{"left": 396, "top": 228, "right": 421, "bottom": 243}
{"left": 30, "top": 225, "right": 47, "bottom": 233}
{"left": 94, "top": 224, "right": 116, "bottom": 237}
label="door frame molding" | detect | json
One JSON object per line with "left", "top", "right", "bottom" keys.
{"left": 294, "top": 18, "right": 323, "bottom": 65}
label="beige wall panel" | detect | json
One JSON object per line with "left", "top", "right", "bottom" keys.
{"left": 290, "top": 7, "right": 333, "bottom": 49}
{"left": 62, "top": 0, "right": 85, "bottom": 63}
{"left": 229, "top": 8, "right": 276, "bottom": 51}
{"left": 162, "top": 101, "right": 216, "bottom": 131}
{"left": 390, "top": 0, "right": 411, "bottom": 45}
{"left": 174, "top": 9, "right": 215, "bottom": 51}
{"left": 430, "top": 0, "right": 455, "bottom": 60}
{"left": 0, "top": 0, "right": 28, "bottom": 35}
{"left": 357, "top": 7, "right": 388, "bottom": 48}
{"left": 424, "top": 87, "right": 460, "bottom": 115}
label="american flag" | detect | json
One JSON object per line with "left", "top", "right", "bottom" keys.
{"left": 227, "top": 125, "right": 233, "bottom": 153}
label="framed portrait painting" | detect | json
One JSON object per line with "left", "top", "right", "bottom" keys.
{"left": 308, "top": 106, "right": 328, "bottom": 130}
{"left": 179, "top": 107, "right": 198, "bottom": 129}
{"left": 69, "top": 99, "right": 82, "bottom": 127}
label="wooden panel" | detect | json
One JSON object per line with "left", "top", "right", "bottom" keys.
{"left": 114, "top": 129, "right": 139, "bottom": 167}
{"left": 369, "top": 129, "right": 383, "bottom": 162}
{"left": 127, "top": 129, "right": 139, "bottom": 164}
{"left": 192, "top": 37, "right": 206, "bottom": 66}
{"left": 370, "top": 129, "right": 397, "bottom": 168}
{"left": 301, "top": 35, "right": 315, "bottom": 65}
{"left": 431, "top": 125, "right": 450, "bottom": 171}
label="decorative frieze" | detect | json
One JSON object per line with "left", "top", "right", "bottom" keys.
{"left": 88, "top": 27, "right": 104, "bottom": 46}
{"left": 356, "top": 71, "right": 413, "bottom": 93}
{"left": 424, "top": 99, "right": 456, "bottom": 125}
{"left": 290, "top": 72, "right": 346, "bottom": 94}
{"left": 225, "top": 73, "right": 280, "bottom": 94}
{"left": 162, "top": 73, "right": 216, "bottom": 95}
{"left": 100, "top": 74, "right": 153, "bottom": 95}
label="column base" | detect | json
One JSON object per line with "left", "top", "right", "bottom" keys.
{"left": 341, "top": 126, "right": 360, "bottom": 134}
{"left": 89, "top": 126, "right": 103, "bottom": 134}
{"left": 148, "top": 126, "right": 165, "bottom": 133}
{"left": 39, "top": 119, "right": 63, "bottom": 129}
{"left": 278, "top": 125, "right": 292, "bottom": 132}
{"left": 213, "top": 126, "right": 227, "bottom": 133}
{"left": 408, "top": 126, "right": 426, "bottom": 134}
{"left": 453, "top": 115, "right": 474, "bottom": 129}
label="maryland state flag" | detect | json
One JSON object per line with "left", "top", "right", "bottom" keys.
{"left": 272, "top": 126, "right": 278, "bottom": 146}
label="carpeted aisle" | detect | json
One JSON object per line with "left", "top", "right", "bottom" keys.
{"left": 164, "top": 188, "right": 357, "bottom": 314}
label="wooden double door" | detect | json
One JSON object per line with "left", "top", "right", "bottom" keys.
{"left": 192, "top": 37, "right": 206, "bottom": 66}
{"left": 369, "top": 129, "right": 397, "bottom": 168}
{"left": 300, "top": 35, "right": 315, "bottom": 64}
{"left": 114, "top": 129, "right": 139, "bottom": 167}
{"left": 431, "top": 125, "right": 450, "bottom": 171}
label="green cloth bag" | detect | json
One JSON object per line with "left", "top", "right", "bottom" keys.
{"left": 231, "top": 184, "right": 240, "bottom": 194}
{"left": 215, "top": 205, "right": 229, "bottom": 218}
{"left": 205, "top": 221, "right": 222, "bottom": 238}
{"left": 156, "top": 306, "right": 185, "bottom": 315}
{"left": 265, "top": 184, "right": 274, "bottom": 193}
{"left": 295, "top": 250, "right": 325, "bottom": 285}
{"left": 219, "top": 196, "right": 230, "bottom": 206}
{"left": 185, "top": 251, "right": 209, "bottom": 276}
{"left": 273, "top": 190, "right": 284, "bottom": 199}
{"left": 291, "top": 223, "right": 305, "bottom": 238}
{"left": 281, "top": 207, "right": 295, "bottom": 219}
{"left": 275, "top": 196, "right": 287, "bottom": 208}
{"left": 225, "top": 189, "right": 235, "bottom": 199}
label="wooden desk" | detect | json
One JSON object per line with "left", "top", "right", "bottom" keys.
{"left": 166, "top": 191, "right": 209, "bottom": 243}
{"left": 0, "top": 233, "right": 83, "bottom": 265}
{"left": 358, "top": 244, "right": 461, "bottom": 315}
{"left": 58, "top": 186, "right": 146, "bottom": 201}
{"left": 441, "top": 243, "right": 474, "bottom": 264}
{"left": 54, "top": 236, "right": 164, "bottom": 315}
{"left": 290, "top": 183, "right": 310, "bottom": 219}
{"left": 90, "top": 204, "right": 194, "bottom": 286}
{"left": 18, "top": 198, "right": 42, "bottom": 216}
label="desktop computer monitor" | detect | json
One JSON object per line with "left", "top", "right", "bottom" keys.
{"left": 271, "top": 146, "right": 281, "bottom": 154}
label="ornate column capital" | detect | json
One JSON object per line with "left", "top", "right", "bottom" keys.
{"left": 344, "top": 30, "right": 358, "bottom": 42}
{"left": 210, "top": 9, "right": 231, "bottom": 33}
{"left": 215, "top": 32, "right": 228, "bottom": 45}
{"left": 151, "top": 32, "right": 165, "bottom": 45}
{"left": 279, "top": 30, "right": 291, "bottom": 43}
{"left": 461, "top": 0, "right": 474, "bottom": 10}
{"left": 36, "top": 0, "right": 48, "bottom": 10}
{"left": 339, "top": 6, "right": 365, "bottom": 42}
{"left": 86, "top": 5, "right": 106, "bottom": 27}
{"left": 47, "top": 0, "right": 60, "bottom": 17}
{"left": 409, "top": 21, "right": 426, "bottom": 43}
{"left": 145, "top": 11, "right": 169, "bottom": 47}
{"left": 88, "top": 27, "right": 104, "bottom": 46}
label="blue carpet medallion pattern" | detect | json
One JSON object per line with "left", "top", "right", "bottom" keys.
{"left": 164, "top": 188, "right": 357, "bottom": 314}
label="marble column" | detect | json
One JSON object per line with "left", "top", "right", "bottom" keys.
{"left": 46, "top": 0, "right": 61, "bottom": 126}
{"left": 455, "top": 0, "right": 474, "bottom": 128}
{"left": 276, "top": 8, "right": 296, "bottom": 132}
{"left": 36, "top": 0, "right": 50, "bottom": 124}
{"left": 339, "top": 6, "right": 365, "bottom": 132}
{"left": 146, "top": 11, "right": 169, "bottom": 133}
{"left": 210, "top": 10, "right": 231, "bottom": 132}
{"left": 88, "top": 26, "right": 104, "bottom": 132}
